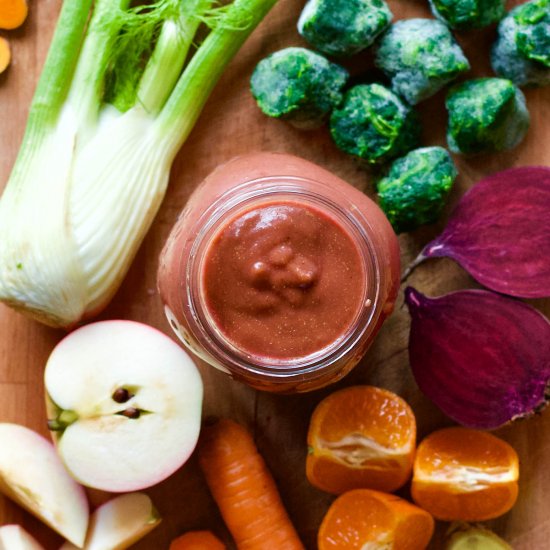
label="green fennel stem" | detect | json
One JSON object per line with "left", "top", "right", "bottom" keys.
{"left": 68, "top": 0, "right": 132, "bottom": 131}
{"left": 159, "top": 0, "right": 278, "bottom": 157}
{"left": 25, "top": 0, "right": 92, "bottom": 132}
{"left": 10, "top": 0, "right": 92, "bottom": 185}
{"left": 138, "top": 0, "right": 212, "bottom": 114}
{"left": 137, "top": 19, "right": 188, "bottom": 114}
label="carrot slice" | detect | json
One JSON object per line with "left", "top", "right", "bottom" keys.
{"left": 0, "top": 37, "right": 9, "bottom": 74}
{"left": 318, "top": 489, "right": 434, "bottom": 550}
{"left": 307, "top": 386, "right": 416, "bottom": 494}
{"left": 412, "top": 427, "right": 519, "bottom": 521}
{"left": 198, "top": 418, "right": 304, "bottom": 550}
{"left": 170, "top": 530, "right": 226, "bottom": 550}
{"left": 0, "top": 0, "right": 27, "bottom": 30}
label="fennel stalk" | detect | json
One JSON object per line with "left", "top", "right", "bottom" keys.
{"left": 0, "top": 0, "right": 277, "bottom": 327}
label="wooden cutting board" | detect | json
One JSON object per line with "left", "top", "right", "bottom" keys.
{"left": 0, "top": 0, "right": 549, "bottom": 548}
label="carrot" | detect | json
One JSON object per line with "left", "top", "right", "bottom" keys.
{"left": 198, "top": 419, "right": 305, "bottom": 550}
{"left": 170, "top": 530, "right": 226, "bottom": 550}
{"left": 0, "top": 0, "right": 27, "bottom": 30}
{"left": 0, "top": 37, "right": 9, "bottom": 74}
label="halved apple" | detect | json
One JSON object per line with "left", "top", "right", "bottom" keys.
{"left": 0, "top": 525, "right": 45, "bottom": 550}
{"left": 45, "top": 320, "right": 203, "bottom": 492}
{"left": 0, "top": 424, "right": 88, "bottom": 547}
{"left": 59, "top": 492, "right": 160, "bottom": 550}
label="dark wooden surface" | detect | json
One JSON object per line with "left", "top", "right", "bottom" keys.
{"left": 0, "top": 0, "right": 549, "bottom": 548}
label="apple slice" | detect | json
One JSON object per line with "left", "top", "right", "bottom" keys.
{"left": 0, "top": 424, "right": 88, "bottom": 547}
{"left": 59, "top": 493, "right": 160, "bottom": 550}
{"left": 45, "top": 320, "right": 203, "bottom": 492}
{"left": 0, "top": 525, "right": 45, "bottom": 550}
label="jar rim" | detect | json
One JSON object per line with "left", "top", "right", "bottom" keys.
{"left": 181, "top": 175, "right": 383, "bottom": 384}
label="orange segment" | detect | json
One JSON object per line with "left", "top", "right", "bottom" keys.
{"left": 170, "top": 530, "right": 226, "bottom": 550}
{"left": 318, "top": 489, "right": 434, "bottom": 550}
{"left": 307, "top": 386, "right": 416, "bottom": 494}
{"left": 411, "top": 427, "right": 519, "bottom": 521}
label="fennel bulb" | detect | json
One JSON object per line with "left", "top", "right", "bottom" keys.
{"left": 0, "top": 0, "right": 277, "bottom": 327}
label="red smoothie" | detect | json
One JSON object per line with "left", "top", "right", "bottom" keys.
{"left": 201, "top": 201, "right": 365, "bottom": 360}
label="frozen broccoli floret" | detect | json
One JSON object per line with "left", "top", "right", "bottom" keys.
{"left": 429, "top": 0, "right": 505, "bottom": 30}
{"left": 446, "top": 78, "right": 530, "bottom": 154}
{"left": 491, "top": 0, "right": 550, "bottom": 87}
{"left": 375, "top": 19, "right": 470, "bottom": 105}
{"left": 250, "top": 47, "right": 349, "bottom": 129}
{"left": 297, "top": 0, "right": 393, "bottom": 57}
{"left": 377, "top": 147, "right": 457, "bottom": 233}
{"left": 329, "top": 84, "right": 421, "bottom": 165}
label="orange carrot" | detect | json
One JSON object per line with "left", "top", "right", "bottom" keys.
{"left": 170, "top": 530, "right": 226, "bottom": 550}
{"left": 0, "top": 37, "right": 9, "bottom": 74}
{"left": 198, "top": 419, "right": 305, "bottom": 550}
{"left": 0, "top": 0, "right": 27, "bottom": 30}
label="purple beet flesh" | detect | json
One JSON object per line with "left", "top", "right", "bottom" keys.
{"left": 411, "top": 166, "right": 550, "bottom": 298}
{"left": 405, "top": 286, "right": 550, "bottom": 429}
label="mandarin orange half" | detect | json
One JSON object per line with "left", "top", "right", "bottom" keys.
{"left": 307, "top": 386, "right": 416, "bottom": 494}
{"left": 318, "top": 489, "right": 434, "bottom": 550}
{"left": 411, "top": 427, "right": 519, "bottom": 522}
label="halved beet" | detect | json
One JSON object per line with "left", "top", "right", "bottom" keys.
{"left": 405, "top": 287, "right": 550, "bottom": 430}
{"left": 404, "top": 166, "right": 550, "bottom": 298}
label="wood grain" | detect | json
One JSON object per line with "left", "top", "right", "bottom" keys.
{"left": 0, "top": 0, "right": 549, "bottom": 548}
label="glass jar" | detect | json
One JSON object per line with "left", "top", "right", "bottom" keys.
{"left": 158, "top": 153, "right": 400, "bottom": 392}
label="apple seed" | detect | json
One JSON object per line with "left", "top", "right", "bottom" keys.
{"left": 119, "top": 407, "right": 141, "bottom": 419}
{"left": 112, "top": 388, "right": 132, "bottom": 403}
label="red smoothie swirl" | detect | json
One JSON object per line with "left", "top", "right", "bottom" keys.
{"left": 201, "top": 201, "right": 365, "bottom": 360}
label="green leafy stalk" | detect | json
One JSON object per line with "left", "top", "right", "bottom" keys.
{"left": 158, "top": 0, "right": 278, "bottom": 157}
{"left": 25, "top": 0, "right": 92, "bottom": 131}
{"left": 67, "top": 0, "right": 132, "bottom": 130}
{"left": 138, "top": 0, "right": 212, "bottom": 114}
{"left": 10, "top": 0, "right": 92, "bottom": 184}
{"left": 102, "top": 1, "right": 178, "bottom": 113}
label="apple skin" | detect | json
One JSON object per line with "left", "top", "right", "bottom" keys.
{"left": 0, "top": 525, "right": 45, "bottom": 550}
{"left": 45, "top": 320, "right": 203, "bottom": 492}
{"left": 59, "top": 492, "right": 160, "bottom": 550}
{"left": 0, "top": 424, "right": 89, "bottom": 547}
